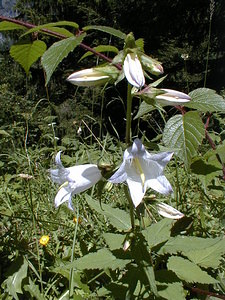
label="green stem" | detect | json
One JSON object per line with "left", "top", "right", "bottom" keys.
{"left": 125, "top": 83, "right": 133, "bottom": 145}
{"left": 124, "top": 186, "right": 135, "bottom": 229}
{"left": 69, "top": 206, "right": 79, "bottom": 298}
{"left": 204, "top": 15, "right": 212, "bottom": 87}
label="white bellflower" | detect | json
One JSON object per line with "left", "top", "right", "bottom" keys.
{"left": 109, "top": 139, "right": 173, "bottom": 207}
{"left": 50, "top": 151, "right": 102, "bottom": 210}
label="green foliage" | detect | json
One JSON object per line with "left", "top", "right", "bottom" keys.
{"left": 10, "top": 40, "right": 47, "bottom": 74}
{"left": 163, "top": 111, "right": 205, "bottom": 169}
{"left": 82, "top": 25, "right": 126, "bottom": 39}
{"left": 167, "top": 256, "right": 218, "bottom": 284}
{"left": 0, "top": 21, "right": 26, "bottom": 31}
{"left": 41, "top": 34, "right": 86, "bottom": 84}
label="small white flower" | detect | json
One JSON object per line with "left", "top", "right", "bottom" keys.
{"left": 123, "top": 53, "right": 145, "bottom": 88}
{"left": 50, "top": 151, "right": 102, "bottom": 210}
{"left": 109, "top": 139, "right": 173, "bottom": 207}
{"left": 157, "top": 202, "right": 184, "bottom": 219}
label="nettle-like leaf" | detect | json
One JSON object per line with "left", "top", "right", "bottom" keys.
{"left": 103, "top": 233, "right": 125, "bottom": 250}
{"left": 142, "top": 218, "right": 173, "bottom": 249}
{"left": 79, "top": 45, "right": 119, "bottom": 61}
{"left": 167, "top": 256, "right": 217, "bottom": 284}
{"left": 69, "top": 248, "right": 131, "bottom": 271}
{"left": 185, "top": 238, "right": 225, "bottom": 268}
{"left": 159, "top": 235, "right": 221, "bottom": 255}
{"left": 158, "top": 282, "right": 186, "bottom": 300}
{"left": 41, "top": 34, "right": 86, "bottom": 85}
{"left": 0, "top": 21, "right": 26, "bottom": 31}
{"left": 10, "top": 40, "right": 47, "bottom": 74}
{"left": 82, "top": 25, "right": 126, "bottom": 39}
{"left": 162, "top": 111, "right": 205, "bottom": 168}
{"left": 186, "top": 88, "right": 225, "bottom": 112}
{"left": 85, "top": 195, "right": 131, "bottom": 231}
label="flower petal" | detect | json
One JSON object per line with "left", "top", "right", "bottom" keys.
{"left": 157, "top": 202, "right": 184, "bottom": 219}
{"left": 69, "top": 164, "right": 102, "bottom": 194}
{"left": 108, "top": 161, "right": 127, "bottom": 183}
{"left": 146, "top": 175, "right": 173, "bottom": 195}
{"left": 127, "top": 178, "right": 145, "bottom": 207}
{"left": 55, "top": 187, "right": 72, "bottom": 208}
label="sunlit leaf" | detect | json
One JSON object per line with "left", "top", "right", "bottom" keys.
{"left": 185, "top": 239, "right": 225, "bottom": 268}
{"left": 103, "top": 233, "right": 125, "bottom": 250}
{"left": 167, "top": 256, "right": 217, "bottom": 284}
{"left": 0, "top": 21, "right": 26, "bottom": 31}
{"left": 142, "top": 218, "right": 173, "bottom": 249}
{"left": 69, "top": 248, "right": 131, "bottom": 270}
{"left": 21, "top": 21, "right": 79, "bottom": 36}
{"left": 186, "top": 88, "right": 225, "bottom": 112}
{"left": 41, "top": 34, "right": 86, "bottom": 85}
{"left": 79, "top": 45, "right": 119, "bottom": 61}
{"left": 158, "top": 282, "right": 186, "bottom": 300}
{"left": 10, "top": 40, "right": 47, "bottom": 74}
{"left": 159, "top": 236, "right": 221, "bottom": 255}
{"left": 83, "top": 25, "right": 126, "bottom": 39}
{"left": 85, "top": 194, "right": 131, "bottom": 231}
{"left": 162, "top": 111, "right": 205, "bottom": 168}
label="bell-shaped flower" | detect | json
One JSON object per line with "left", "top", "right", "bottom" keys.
{"left": 67, "top": 65, "right": 119, "bottom": 87}
{"left": 123, "top": 53, "right": 145, "bottom": 88}
{"left": 157, "top": 202, "right": 184, "bottom": 219}
{"left": 109, "top": 138, "right": 173, "bottom": 207}
{"left": 50, "top": 151, "right": 102, "bottom": 210}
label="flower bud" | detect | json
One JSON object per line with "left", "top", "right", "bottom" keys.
{"left": 157, "top": 203, "right": 184, "bottom": 219}
{"left": 140, "top": 53, "right": 164, "bottom": 75}
{"left": 123, "top": 53, "right": 145, "bottom": 88}
{"left": 67, "top": 65, "right": 119, "bottom": 87}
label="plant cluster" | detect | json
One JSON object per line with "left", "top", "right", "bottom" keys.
{"left": 0, "top": 13, "right": 224, "bottom": 300}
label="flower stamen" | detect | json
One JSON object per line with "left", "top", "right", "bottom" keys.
{"left": 133, "top": 157, "right": 145, "bottom": 190}
{"left": 58, "top": 181, "right": 69, "bottom": 190}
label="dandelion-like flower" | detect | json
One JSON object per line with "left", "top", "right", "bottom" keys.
{"left": 50, "top": 151, "right": 102, "bottom": 210}
{"left": 39, "top": 235, "right": 50, "bottom": 246}
{"left": 109, "top": 138, "right": 173, "bottom": 207}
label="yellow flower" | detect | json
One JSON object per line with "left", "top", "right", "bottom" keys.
{"left": 39, "top": 235, "right": 50, "bottom": 246}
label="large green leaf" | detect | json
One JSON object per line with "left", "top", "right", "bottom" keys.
{"left": 0, "top": 21, "right": 26, "bottom": 31}
{"left": 162, "top": 111, "right": 205, "bottom": 168}
{"left": 41, "top": 34, "right": 86, "bottom": 85}
{"left": 10, "top": 40, "right": 47, "bottom": 74}
{"left": 142, "top": 218, "right": 173, "bottom": 249}
{"left": 167, "top": 256, "right": 217, "bottom": 284}
{"left": 158, "top": 282, "right": 186, "bottom": 300}
{"left": 185, "top": 238, "right": 225, "bottom": 268}
{"left": 186, "top": 88, "right": 225, "bottom": 112}
{"left": 69, "top": 248, "right": 131, "bottom": 270}
{"left": 159, "top": 236, "right": 221, "bottom": 255}
{"left": 79, "top": 45, "right": 119, "bottom": 61}
{"left": 82, "top": 25, "right": 126, "bottom": 39}
{"left": 85, "top": 195, "right": 131, "bottom": 231}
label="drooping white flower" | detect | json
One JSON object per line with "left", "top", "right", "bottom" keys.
{"left": 109, "top": 138, "right": 173, "bottom": 207}
{"left": 157, "top": 202, "right": 184, "bottom": 219}
{"left": 50, "top": 151, "right": 102, "bottom": 210}
{"left": 67, "top": 68, "right": 110, "bottom": 86}
{"left": 123, "top": 53, "right": 145, "bottom": 88}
